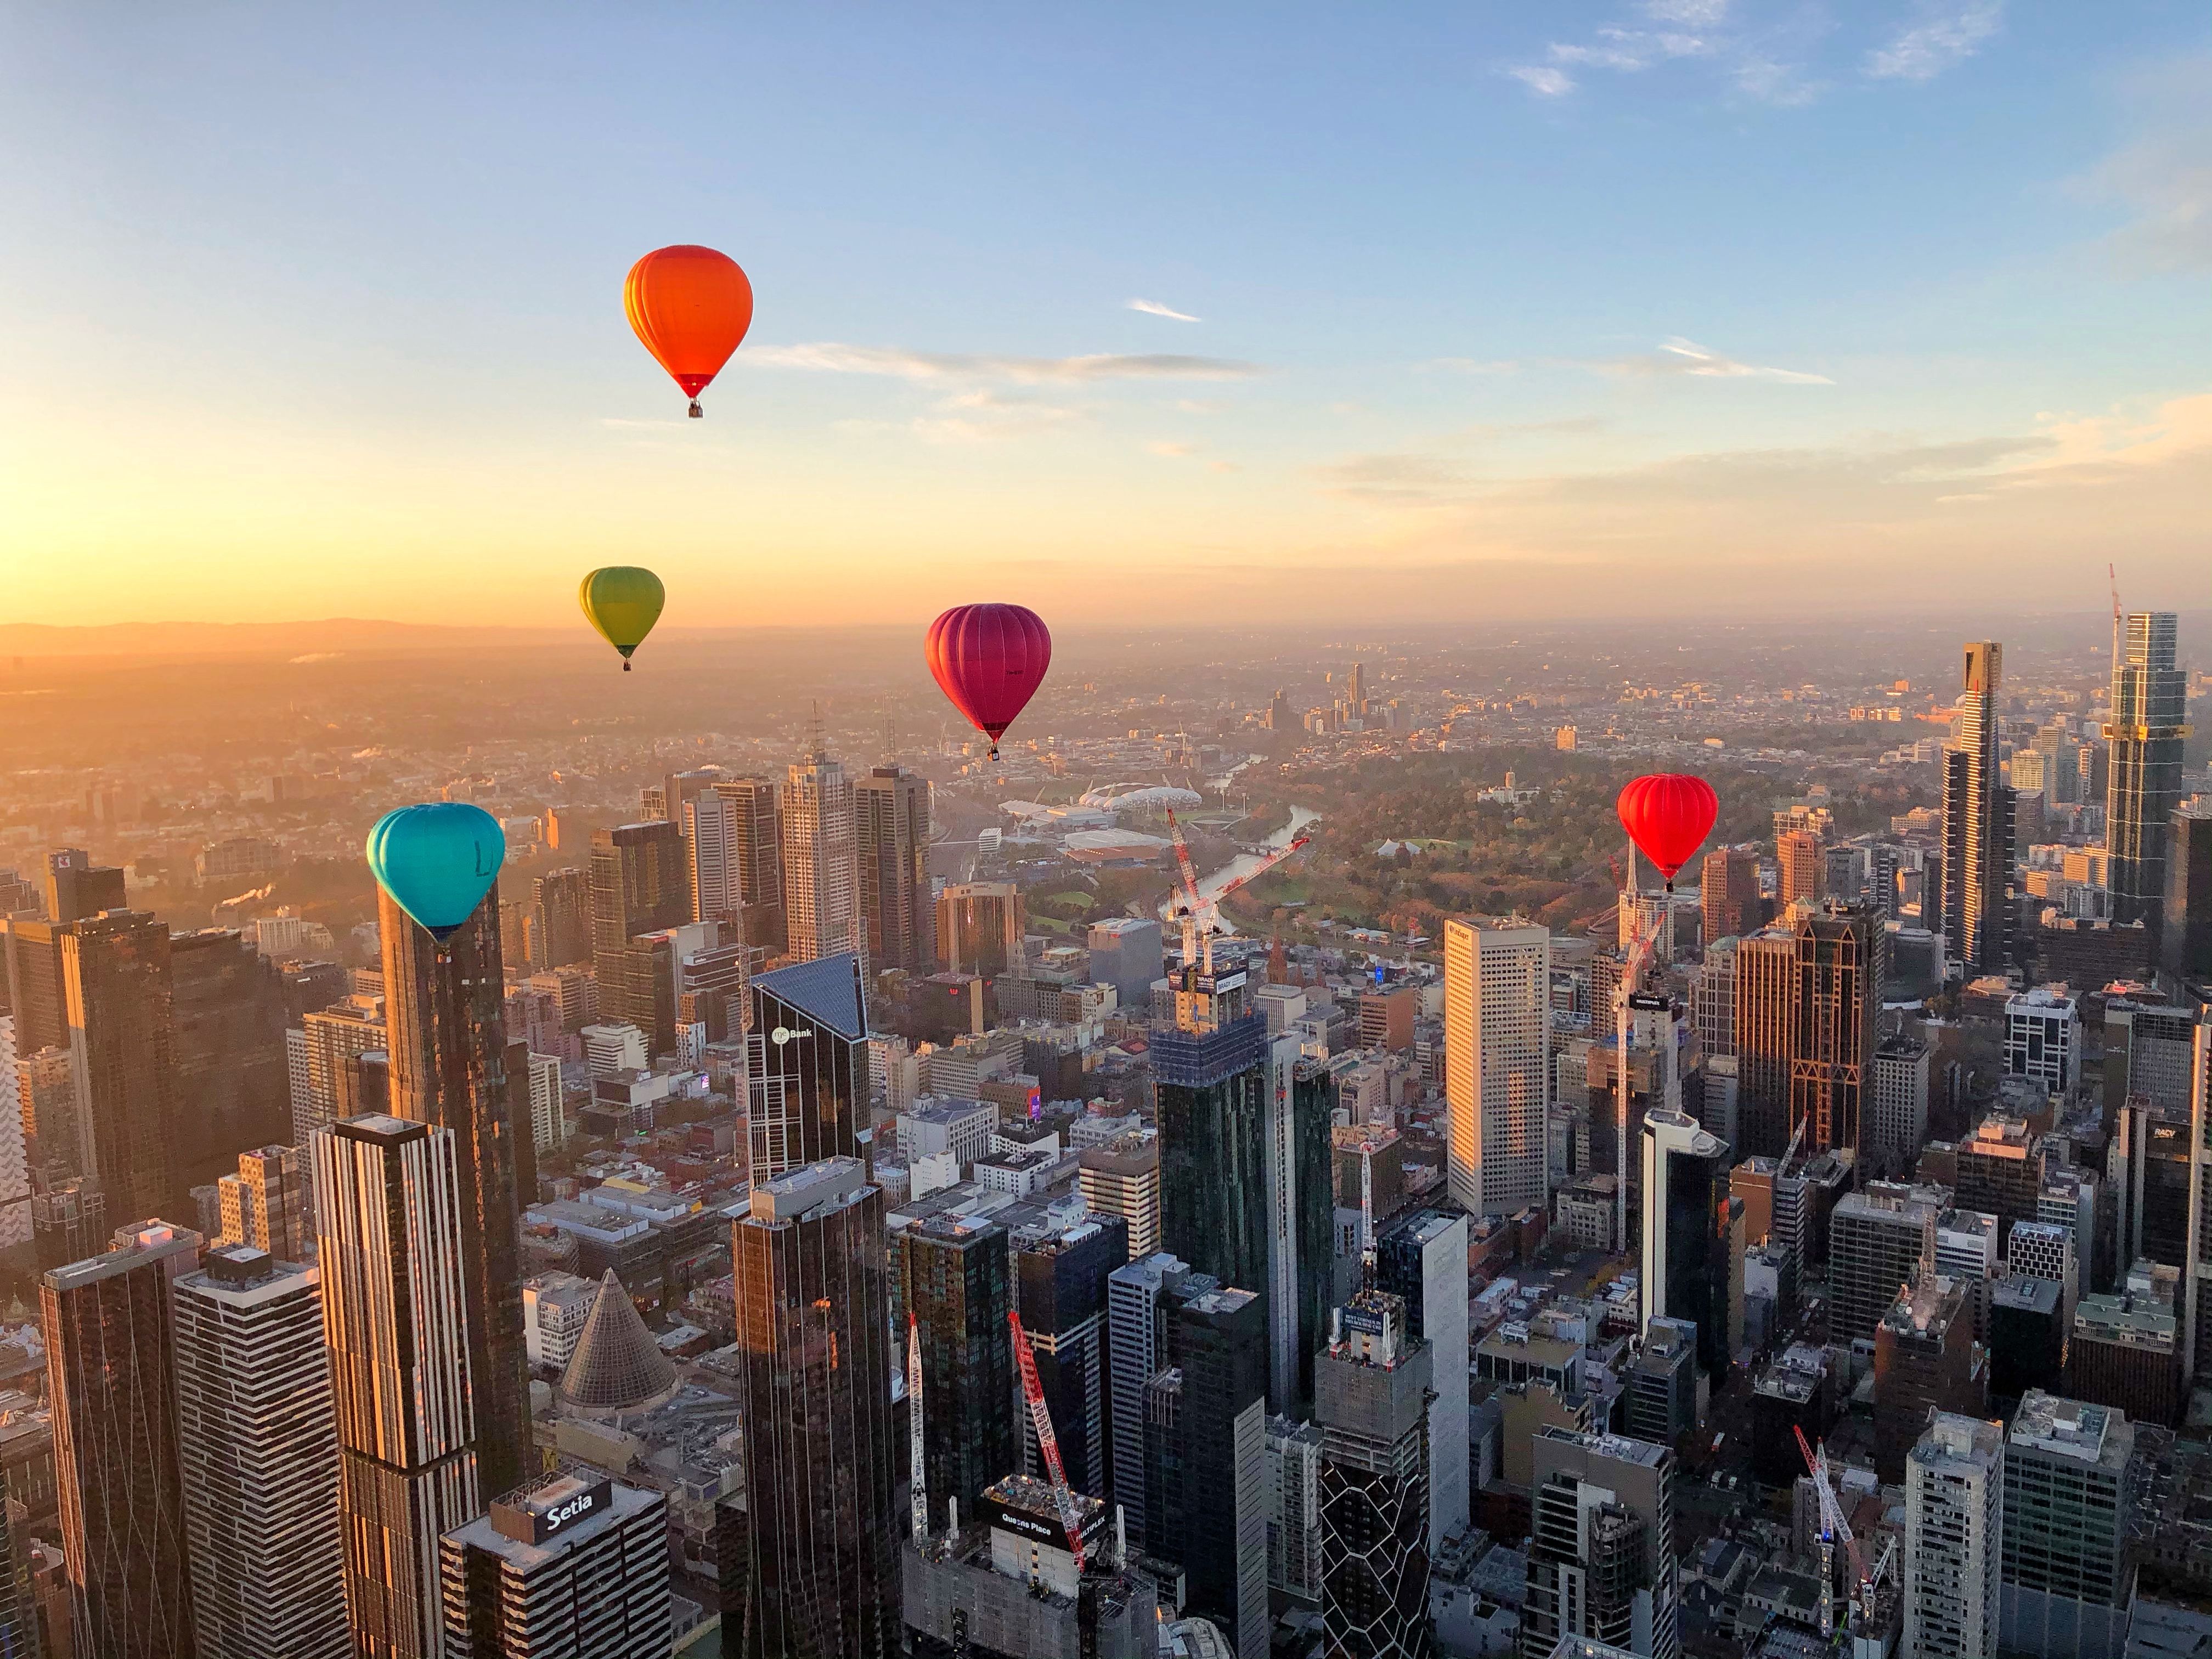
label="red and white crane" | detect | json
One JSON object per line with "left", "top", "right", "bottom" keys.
{"left": 908, "top": 1313, "right": 928, "bottom": 1542}
{"left": 1795, "top": 1425, "right": 1892, "bottom": 1638}
{"left": 1163, "top": 807, "right": 1312, "bottom": 973}
{"left": 1008, "top": 1310, "right": 1087, "bottom": 1576}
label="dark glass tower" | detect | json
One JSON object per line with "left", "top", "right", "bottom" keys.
{"left": 1290, "top": 1058, "right": 1338, "bottom": 1417}
{"left": 903, "top": 1212, "right": 1016, "bottom": 1533}
{"left": 1640, "top": 1110, "right": 1735, "bottom": 1375}
{"left": 1153, "top": 1284, "right": 1270, "bottom": 1658}
{"left": 854, "top": 766, "right": 933, "bottom": 973}
{"left": 1012, "top": 1211, "right": 1131, "bottom": 1501}
{"left": 2108, "top": 613, "right": 2186, "bottom": 929}
{"left": 746, "top": 953, "right": 869, "bottom": 1183}
{"left": 1942, "top": 641, "right": 2013, "bottom": 973}
{"left": 589, "top": 821, "right": 690, "bottom": 1040}
{"left": 1156, "top": 996, "right": 1270, "bottom": 1319}
{"left": 42, "top": 1222, "right": 201, "bottom": 1659}
{"left": 61, "top": 910, "right": 180, "bottom": 1220}
{"left": 380, "top": 887, "right": 532, "bottom": 1499}
{"left": 731, "top": 1158, "right": 897, "bottom": 1659}
{"left": 2165, "top": 810, "right": 2212, "bottom": 988}
{"left": 1788, "top": 902, "right": 1878, "bottom": 1161}
{"left": 169, "top": 927, "right": 291, "bottom": 1195}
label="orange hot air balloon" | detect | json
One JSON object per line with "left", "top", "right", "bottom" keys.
{"left": 624, "top": 245, "right": 754, "bottom": 417}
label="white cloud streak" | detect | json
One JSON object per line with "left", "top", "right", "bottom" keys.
{"left": 752, "top": 343, "right": 1264, "bottom": 382}
{"left": 1592, "top": 337, "right": 1834, "bottom": 383}
{"left": 1128, "top": 298, "right": 1201, "bottom": 321}
{"left": 1866, "top": 2, "right": 2004, "bottom": 82}
{"left": 1508, "top": 65, "right": 1576, "bottom": 96}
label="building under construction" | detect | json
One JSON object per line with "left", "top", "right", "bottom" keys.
{"left": 901, "top": 1475, "right": 1158, "bottom": 1659}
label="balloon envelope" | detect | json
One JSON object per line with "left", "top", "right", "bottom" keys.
{"left": 624, "top": 245, "right": 753, "bottom": 402}
{"left": 926, "top": 604, "right": 1052, "bottom": 747}
{"left": 579, "top": 567, "right": 666, "bottom": 664}
{"left": 366, "top": 804, "right": 505, "bottom": 941}
{"left": 1616, "top": 774, "right": 1719, "bottom": 884}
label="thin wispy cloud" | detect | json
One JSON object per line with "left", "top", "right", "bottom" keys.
{"left": 1148, "top": 441, "right": 1199, "bottom": 458}
{"left": 1594, "top": 337, "right": 1834, "bottom": 383}
{"left": 1866, "top": 2, "right": 2004, "bottom": 82}
{"left": 2080, "top": 55, "right": 2212, "bottom": 274}
{"left": 1509, "top": 66, "right": 1575, "bottom": 97}
{"left": 1421, "top": 357, "right": 1521, "bottom": 375}
{"left": 1128, "top": 298, "right": 1201, "bottom": 321}
{"left": 1641, "top": 0, "right": 1730, "bottom": 23}
{"left": 753, "top": 343, "right": 1263, "bottom": 382}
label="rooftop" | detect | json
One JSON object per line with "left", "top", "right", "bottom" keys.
{"left": 2011, "top": 1391, "right": 2132, "bottom": 1471}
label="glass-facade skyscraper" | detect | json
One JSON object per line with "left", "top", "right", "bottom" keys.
{"left": 2108, "top": 612, "right": 2186, "bottom": 929}
{"left": 1943, "top": 640, "right": 2013, "bottom": 974}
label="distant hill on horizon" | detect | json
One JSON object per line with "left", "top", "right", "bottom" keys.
{"left": 0, "top": 617, "right": 921, "bottom": 660}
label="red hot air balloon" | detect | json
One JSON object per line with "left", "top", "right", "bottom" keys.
{"left": 625, "top": 245, "right": 754, "bottom": 416}
{"left": 926, "top": 604, "right": 1052, "bottom": 760}
{"left": 1616, "top": 773, "right": 1719, "bottom": 889}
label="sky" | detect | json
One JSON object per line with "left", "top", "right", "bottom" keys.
{"left": 1, "top": 2, "right": 2207, "bottom": 630}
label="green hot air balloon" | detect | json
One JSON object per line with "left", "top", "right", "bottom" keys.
{"left": 579, "top": 566, "right": 666, "bottom": 670}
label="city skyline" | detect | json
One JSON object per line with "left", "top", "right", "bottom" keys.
{"left": 3, "top": 6, "right": 2208, "bottom": 628}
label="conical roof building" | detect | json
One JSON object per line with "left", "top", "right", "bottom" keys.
{"left": 556, "top": 1269, "right": 679, "bottom": 1418}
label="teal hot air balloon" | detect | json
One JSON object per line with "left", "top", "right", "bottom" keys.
{"left": 365, "top": 804, "right": 506, "bottom": 942}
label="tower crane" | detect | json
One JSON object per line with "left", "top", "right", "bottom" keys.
{"left": 908, "top": 1314, "right": 928, "bottom": 1542}
{"left": 1162, "top": 808, "right": 1312, "bottom": 971}
{"left": 1795, "top": 1425, "right": 1893, "bottom": 1639}
{"left": 1008, "top": 1310, "right": 1087, "bottom": 1576}
{"left": 2110, "top": 561, "right": 2124, "bottom": 680}
{"left": 1614, "top": 848, "right": 1667, "bottom": 1257}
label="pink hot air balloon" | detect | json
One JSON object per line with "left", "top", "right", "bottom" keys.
{"left": 926, "top": 603, "right": 1052, "bottom": 760}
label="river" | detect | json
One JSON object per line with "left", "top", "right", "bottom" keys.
{"left": 1161, "top": 804, "right": 1322, "bottom": 917}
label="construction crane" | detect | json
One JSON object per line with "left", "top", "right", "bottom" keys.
{"left": 907, "top": 1314, "right": 928, "bottom": 1542}
{"left": 1008, "top": 1310, "right": 1087, "bottom": 1576}
{"left": 1614, "top": 865, "right": 1667, "bottom": 1257}
{"left": 1163, "top": 807, "right": 1312, "bottom": 971}
{"left": 2109, "top": 560, "right": 2124, "bottom": 681}
{"left": 1776, "top": 1113, "right": 1807, "bottom": 1182}
{"left": 1795, "top": 1424, "right": 1887, "bottom": 1639}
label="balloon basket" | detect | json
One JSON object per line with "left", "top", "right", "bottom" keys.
{"left": 622, "top": 661, "right": 632, "bottom": 673}
{"left": 688, "top": 400, "right": 702, "bottom": 418}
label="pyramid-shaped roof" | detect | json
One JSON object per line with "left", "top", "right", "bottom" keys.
{"left": 753, "top": 951, "right": 867, "bottom": 1040}
{"left": 557, "top": 1269, "right": 679, "bottom": 1419}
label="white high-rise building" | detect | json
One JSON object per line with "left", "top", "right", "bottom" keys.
{"left": 1442, "top": 919, "right": 1550, "bottom": 1216}
{"left": 526, "top": 1052, "right": 565, "bottom": 1151}
{"left": 1106, "top": 1251, "right": 1193, "bottom": 1544}
{"left": 438, "top": 1475, "right": 672, "bottom": 1658}
{"left": 0, "top": 1016, "right": 32, "bottom": 1248}
{"left": 1376, "top": 1208, "right": 1470, "bottom": 1550}
{"left": 1871, "top": 1033, "right": 1932, "bottom": 1179}
{"left": 782, "top": 747, "right": 859, "bottom": 962}
{"left": 172, "top": 1243, "right": 348, "bottom": 1658}
{"left": 1905, "top": 1413, "right": 2004, "bottom": 1659}
{"left": 2004, "top": 988, "right": 2081, "bottom": 1096}
{"left": 1265, "top": 1416, "right": 1324, "bottom": 1604}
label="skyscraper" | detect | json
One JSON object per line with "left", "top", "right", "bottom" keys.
{"left": 1943, "top": 641, "right": 2013, "bottom": 974}
{"left": 782, "top": 744, "right": 860, "bottom": 962}
{"left": 695, "top": 778, "right": 785, "bottom": 952}
{"left": 315, "top": 1113, "right": 479, "bottom": 1659}
{"left": 2164, "top": 810, "right": 2212, "bottom": 988}
{"left": 935, "top": 882, "right": 1025, "bottom": 978}
{"left": 590, "top": 821, "right": 689, "bottom": 979}
{"left": 1732, "top": 929, "right": 1797, "bottom": 1158}
{"left": 1107, "top": 1251, "right": 1200, "bottom": 1542}
{"left": 1079, "top": 1132, "right": 1161, "bottom": 1259}
{"left": 296, "top": 993, "right": 386, "bottom": 1146}
{"left": 904, "top": 1211, "right": 1017, "bottom": 1531}
{"left": 1904, "top": 1413, "right": 2003, "bottom": 1659}
{"left": 526, "top": 866, "right": 590, "bottom": 970}
{"left": 2108, "top": 612, "right": 2186, "bottom": 930}
{"left": 1279, "top": 1053, "right": 1338, "bottom": 1418}
{"left": 1700, "top": 845, "right": 1761, "bottom": 944}
{"left": 43, "top": 1220, "right": 201, "bottom": 1659}
{"left": 0, "top": 1014, "right": 32, "bottom": 1251}
{"left": 1524, "top": 1426, "right": 1680, "bottom": 1659}
{"left": 42, "top": 848, "right": 124, "bottom": 925}
{"left": 216, "top": 1143, "right": 312, "bottom": 1261}
{"left": 1013, "top": 1211, "right": 1130, "bottom": 1502}
{"left": 1442, "top": 919, "right": 1550, "bottom": 1216}
{"left": 438, "top": 1474, "right": 672, "bottom": 1659}
{"left": 1155, "top": 953, "right": 1271, "bottom": 1311}
{"left": 855, "top": 765, "right": 934, "bottom": 973}
{"left": 1315, "top": 1291, "right": 1434, "bottom": 1659}
{"left": 173, "top": 1242, "right": 348, "bottom": 1659}
{"left": 380, "top": 888, "right": 532, "bottom": 1499}
{"left": 1998, "top": 1392, "right": 2132, "bottom": 1659}
{"left": 1156, "top": 1285, "right": 1271, "bottom": 1659}
{"left": 746, "top": 952, "right": 869, "bottom": 1183}
{"left": 729, "top": 1158, "right": 898, "bottom": 1659}
{"left": 1788, "top": 903, "right": 1878, "bottom": 1161}
{"left": 1640, "top": 1110, "right": 1734, "bottom": 1375}
{"left": 1374, "top": 1208, "right": 1469, "bottom": 1555}
{"left": 170, "top": 926, "right": 291, "bottom": 1195}
{"left": 1777, "top": 830, "right": 1825, "bottom": 911}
